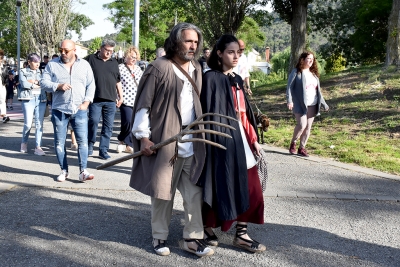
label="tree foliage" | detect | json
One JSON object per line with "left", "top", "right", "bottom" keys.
{"left": 88, "top": 37, "right": 103, "bottom": 54}
{"left": 310, "top": 0, "right": 392, "bottom": 64}
{"left": 236, "top": 17, "right": 266, "bottom": 51}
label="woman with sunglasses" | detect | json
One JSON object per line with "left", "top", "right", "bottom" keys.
{"left": 18, "top": 53, "right": 47, "bottom": 155}
{"left": 116, "top": 46, "right": 143, "bottom": 154}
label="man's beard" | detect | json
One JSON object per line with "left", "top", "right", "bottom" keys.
{"left": 178, "top": 49, "right": 196, "bottom": 62}
{"left": 61, "top": 55, "right": 71, "bottom": 63}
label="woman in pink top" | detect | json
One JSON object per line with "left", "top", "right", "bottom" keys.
{"left": 286, "top": 51, "right": 329, "bottom": 157}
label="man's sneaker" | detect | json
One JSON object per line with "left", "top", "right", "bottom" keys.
{"left": 180, "top": 239, "right": 214, "bottom": 257}
{"left": 99, "top": 151, "right": 111, "bottom": 160}
{"left": 116, "top": 142, "right": 125, "bottom": 153}
{"left": 34, "top": 147, "right": 46, "bottom": 156}
{"left": 20, "top": 143, "right": 28, "bottom": 153}
{"left": 57, "top": 170, "right": 69, "bottom": 182}
{"left": 2, "top": 116, "right": 10, "bottom": 123}
{"left": 153, "top": 239, "right": 170, "bottom": 256}
{"left": 297, "top": 147, "right": 309, "bottom": 157}
{"left": 70, "top": 143, "right": 78, "bottom": 151}
{"left": 88, "top": 144, "right": 94, "bottom": 156}
{"left": 79, "top": 169, "right": 94, "bottom": 182}
{"left": 289, "top": 142, "right": 296, "bottom": 154}
{"left": 9, "top": 106, "right": 13, "bottom": 110}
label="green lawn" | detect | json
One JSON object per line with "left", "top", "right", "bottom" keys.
{"left": 252, "top": 64, "right": 400, "bottom": 175}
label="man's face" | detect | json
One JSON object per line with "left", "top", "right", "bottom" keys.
{"left": 238, "top": 40, "right": 246, "bottom": 57}
{"left": 44, "top": 57, "right": 49, "bottom": 63}
{"left": 100, "top": 45, "right": 114, "bottom": 60}
{"left": 204, "top": 49, "right": 210, "bottom": 59}
{"left": 177, "top": 29, "right": 198, "bottom": 62}
{"left": 59, "top": 42, "right": 76, "bottom": 63}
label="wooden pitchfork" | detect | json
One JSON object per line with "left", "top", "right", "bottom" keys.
{"left": 96, "top": 113, "right": 237, "bottom": 170}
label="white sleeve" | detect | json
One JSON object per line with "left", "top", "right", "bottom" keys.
{"left": 131, "top": 108, "right": 151, "bottom": 139}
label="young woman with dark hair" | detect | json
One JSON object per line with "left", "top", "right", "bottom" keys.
{"left": 286, "top": 51, "right": 329, "bottom": 157}
{"left": 199, "top": 34, "right": 266, "bottom": 253}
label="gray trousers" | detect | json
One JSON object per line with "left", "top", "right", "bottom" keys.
{"left": 151, "top": 156, "right": 204, "bottom": 240}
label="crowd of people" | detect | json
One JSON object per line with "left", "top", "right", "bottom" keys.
{"left": 0, "top": 21, "right": 329, "bottom": 258}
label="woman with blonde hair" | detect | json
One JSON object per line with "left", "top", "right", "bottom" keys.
{"left": 116, "top": 46, "right": 143, "bottom": 153}
{"left": 286, "top": 51, "right": 329, "bottom": 157}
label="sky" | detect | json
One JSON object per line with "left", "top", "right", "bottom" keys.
{"left": 72, "top": 0, "right": 118, "bottom": 42}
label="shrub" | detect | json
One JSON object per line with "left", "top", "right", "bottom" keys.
{"left": 325, "top": 53, "right": 347, "bottom": 73}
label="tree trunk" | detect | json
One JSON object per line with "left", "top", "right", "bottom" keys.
{"left": 289, "top": 0, "right": 308, "bottom": 72}
{"left": 385, "top": 0, "right": 400, "bottom": 69}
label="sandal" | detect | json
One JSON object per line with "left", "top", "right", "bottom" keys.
{"left": 179, "top": 239, "right": 214, "bottom": 257}
{"left": 232, "top": 223, "right": 266, "bottom": 253}
{"left": 204, "top": 227, "right": 219, "bottom": 246}
{"left": 152, "top": 239, "right": 170, "bottom": 256}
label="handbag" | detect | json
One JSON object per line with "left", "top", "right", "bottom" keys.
{"left": 254, "top": 149, "right": 268, "bottom": 192}
{"left": 235, "top": 84, "right": 257, "bottom": 169}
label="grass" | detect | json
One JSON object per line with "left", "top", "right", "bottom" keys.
{"left": 251, "top": 64, "right": 400, "bottom": 175}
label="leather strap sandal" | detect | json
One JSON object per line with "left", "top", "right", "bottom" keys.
{"left": 204, "top": 228, "right": 219, "bottom": 246}
{"left": 232, "top": 224, "right": 266, "bottom": 253}
{"left": 153, "top": 239, "right": 170, "bottom": 256}
{"left": 180, "top": 239, "right": 214, "bottom": 257}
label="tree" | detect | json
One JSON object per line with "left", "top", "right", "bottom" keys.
{"left": 179, "top": 0, "right": 269, "bottom": 45}
{"left": 270, "top": 0, "right": 312, "bottom": 71}
{"left": 385, "top": 0, "right": 400, "bottom": 69}
{"left": 88, "top": 37, "right": 102, "bottom": 54}
{"left": 236, "top": 17, "right": 266, "bottom": 51}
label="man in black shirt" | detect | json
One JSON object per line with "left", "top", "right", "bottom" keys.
{"left": 198, "top": 47, "right": 210, "bottom": 73}
{"left": 39, "top": 55, "right": 49, "bottom": 72}
{"left": 85, "top": 39, "right": 123, "bottom": 159}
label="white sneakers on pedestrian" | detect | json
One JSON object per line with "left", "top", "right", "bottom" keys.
{"left": 57, "top": 170, "right": 69, "bottom": 182}
{"left": 20, "top": 143, "right": 27, "bottom": 153}
{"left": 70, "top": 143, "right": 78, "bottom": 151}
{"left": 79, "top": 169, "right": 94, "bottom": 182}
{"left": 116, "top": 142, "right": 125, "bottom": 153}
{"left": 34, "top": 147, "right": 46, "bottom": 156}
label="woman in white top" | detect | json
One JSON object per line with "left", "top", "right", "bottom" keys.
{"left": 116, "top": 46, "right": 143, "bottom": 153}
{"left": 286, "top": 51, "right": 329, "bottom": 157}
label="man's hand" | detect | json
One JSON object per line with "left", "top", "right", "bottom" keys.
{"left": 246, "top": 86, "right": 252, "bottom": 96}
{"left": 140, "top": 138, "right": 155, "bottom": 156}
{"left": 79, "top": 101, "right": 90, "bottom": 110}
{"left": 116, "top": 98, "right": 123, "bottom": 108}
{"left": 57, "top": 83, "right": 72, "bottom": 91}
{"left": 287, "top": 103, "right": 293, "bottom": 110}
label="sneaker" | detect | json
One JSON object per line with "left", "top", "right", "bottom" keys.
{"left": 297, "top": 147, "right": 309, "bottom": 157}
{"left": 79, "top": 169, "right": 94, "bottom": 181}
{"left": 57, "top": 170, "right": 69, "bottom": 182}
{"left": 153, "top": 239, "right": 170, "bottom": 256}
{"left": 34, "top": 147, "right": 46, "bottom": 156}
{"left": 2, "top": 116, "right": 10, "bottom": 123}
{"left": 70, "top": 143, "right": 78, "bottom": 151}
{"left": 20, "top": 143, "right": 27, "bottom": 153}
{"left": 124, "top": 146, "right": 133, "bottom": 154}
{"left": 6, "top": 106, "right": 9, "bottom": 109}
{"left": 116, "top": 142, "right": 125, "bottom": 153}
{"left": 10, "top": 106, "right": 13, "bottom": 110}
{"left": 88, "top": 144, "right": 93, "bottom": 156}
{"left": 180, "top": 239, "right": 214, "bottom": 257}
{"left": 289, "top": 142, "right": 296, "bottom": 154}
{"left": 99, "top": 151, "right": 111, "bottom": 160}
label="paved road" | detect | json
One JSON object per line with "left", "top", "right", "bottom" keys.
{"left": 0, "top": 110, "right": 399, "bottom": 266}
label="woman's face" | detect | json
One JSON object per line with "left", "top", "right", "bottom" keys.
{"left": 29, "top": 60, "right": 40, "bottom": 70}
{"left": 125, "top": 52, "right": 137, "bottom": 65}
{"left": 302, "top": 54, "right": 314, "bottom": 69}
{"left": 217, "top": 42, "right": 240, "bottom": 70}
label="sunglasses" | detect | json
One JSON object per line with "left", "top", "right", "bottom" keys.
{"left": 58, "top": 48, "right": 74, "bottom": 54}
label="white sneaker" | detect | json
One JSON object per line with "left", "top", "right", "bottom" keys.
{"left": 57, "top": 170, "right": 69, "bottom": 182}
{"left": 34, "top": 147, "right": 46, "bottom": 156}
{"left": 70, "top": 143, "right": 78, "bottom": 151}
{"left": 79, "top": 169, "right": 94, "bottom": 182}
{"left": 116, "top": 142, "right": 125, "bottom": 153}
{"left": 124, "top": 146, "right": 133, "bottom": 154}
{"left": 20, "top": 143, "right": 27, "bottom": 153}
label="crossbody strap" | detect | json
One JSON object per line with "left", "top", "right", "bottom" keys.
{"left": 169, "top": 59, "right": 200, "bottom": 98}
{"left": 123, "top": 63, "right": 138, "bottom": 87}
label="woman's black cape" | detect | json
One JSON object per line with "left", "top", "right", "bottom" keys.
{"left": 198, "top": 70, "right": 259, "bottom": 221}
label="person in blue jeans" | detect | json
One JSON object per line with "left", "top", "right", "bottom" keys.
{"left": 85, "top": 39, "right": 123, "bottom": 160}
{"left": 41, "top": 40, "right": 96, "bottom": 182}
{"left": 18, "top": 53, "right": 47, "bottom": 155}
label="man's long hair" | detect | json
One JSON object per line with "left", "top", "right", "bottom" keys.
{"left": 164, "top": 23, "right": 203, "bottom": 59}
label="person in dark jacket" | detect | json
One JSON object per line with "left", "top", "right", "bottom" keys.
{"left": 199, "top": 34, "right": 266, "bottom": 253}
{"left": 286, "top": 51, "right": 329, "bottom": 157}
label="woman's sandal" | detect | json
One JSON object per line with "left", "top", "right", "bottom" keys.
{"left": 179, "top": 239, "right": 214, "bottom": 257}
{"left": 204, "top": 228, "right": 219, "bottom": 246}
{"left": 153, "top": 239, "right": 170, "bottom": 256}
{"left": 232, "top": 224, "right": 266, "bottom": 253}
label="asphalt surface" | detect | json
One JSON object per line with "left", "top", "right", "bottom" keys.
{"left": 1, "top": 104, "right": 399, "bottom": 267}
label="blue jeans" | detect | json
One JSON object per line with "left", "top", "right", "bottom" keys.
{"left": 51, "top": 109, "right": 89, "bottom": 172}
{"left": 21, "top": 96, "right": 46, "bottom": 147}
{"left": 88, "top": 101, "right": 116, "bottom": 154}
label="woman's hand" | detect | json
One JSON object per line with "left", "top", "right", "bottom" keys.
{"left": 253, "top": 141, "right": 262, "bottom": 156}
{"left": 287, "top": 103, "right": 293, "bottom": 110}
